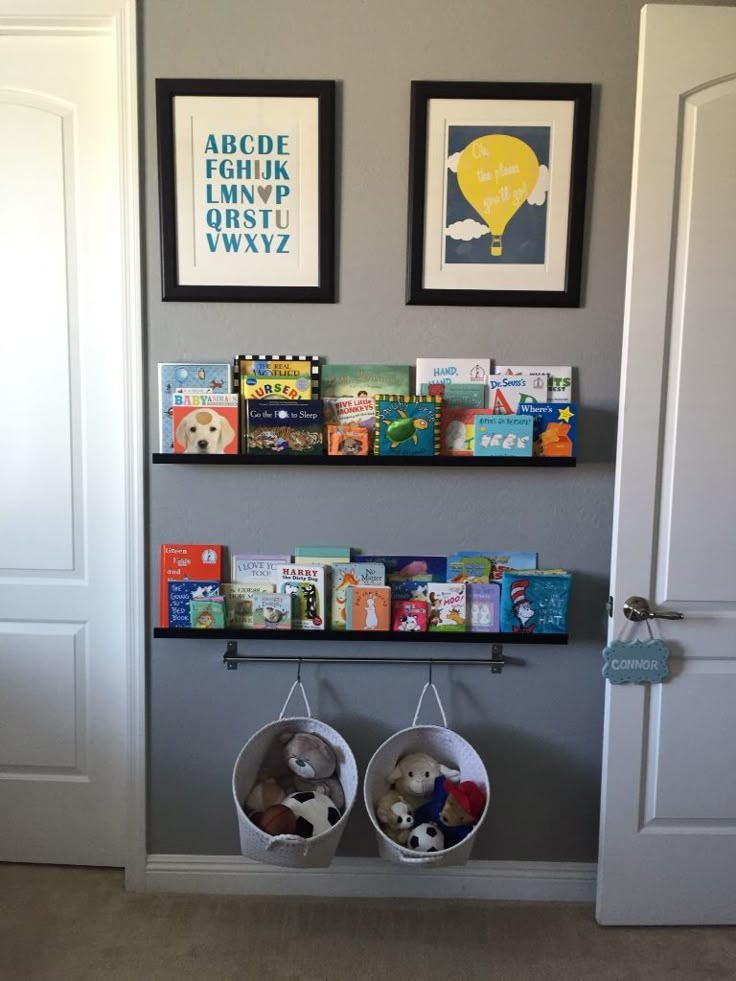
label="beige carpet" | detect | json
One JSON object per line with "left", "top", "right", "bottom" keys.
{"left": 1, "top": 865, "right": 734, "bottom": 981}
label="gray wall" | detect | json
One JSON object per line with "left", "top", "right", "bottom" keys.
{"left": 143, "top": 0, "right": 676, "bottom": 861}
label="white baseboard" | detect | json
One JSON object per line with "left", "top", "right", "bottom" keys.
{"left": 144, "top": 854, "right": 596, "bottom": 903}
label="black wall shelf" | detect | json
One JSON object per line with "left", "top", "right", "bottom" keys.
{"left": 152, "top": 454, "right": 575, "bottom": 468}
{"left": 154, "top": 627, "right": 567, "bottom": 645}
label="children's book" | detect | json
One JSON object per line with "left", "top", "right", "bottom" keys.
{"left": 518, "top": 403, "right": 577, "bottom": 457}
{"left": 392, "top": 599, "right": 428, "bottom": 632}
{"left": 499, "top": 570, "right": 572, "bottom": 635}
{"left": 231, "top": 554, "right": 290, "bottom": 584}
{"left": 190, "top": 597, "right": 226, "bottom": 629}
{"left": 420, "top": 383, "right": 486, "bottom": 409}
{"left": 389, "top": 579, "right": 431, "bottom": 601}
{"left": 495, "top": 366, "right": 572, "bottom": 403}
{"left": 441, "top": 408, "right": 488, "bottom": 456}
{"left": 374, "top": 395, "right": 441, "bottom": 456}
{"left": 331, "top": 562, "right": 386, "bottom": 629}
{"left": 277, "top": 565, "right": 326, "bottom": 630}
{"left": 427, "top": 584, "right": 467, "bottom": 632}
{"left": 294, "top": 546, "right": 352, "bottom": 560}
{"left": 327, "top": 425, "right": 370, "bottom": 456}
{"left": 321, "top": 364, "right": 410, "bottom": 399}
{"left": 246, "top": 400, "right": 324, "bottom": 455}
{"left": 358, "top": 555, "right": 446, "bottom": 582}
{"left": 324, "top": 395, "right": 377, "bottom": 431}
{"left": 236, "top": 355, "right": 320, "bottom": 400}
{"left": 220, "top": 583, "right": 275, "bottom": 628}
{"left": 159, "top": 543, "right": 222, "bottom": 627}
{"left": 251, "top": 593, "right": 292, "bottom": 630}
{"left": 171, "top": 393, "right": 239, "bottom": 455}
{"left": 446, "top": 554, "right": 492, "bottom": 582}
{"left": 474, "top": 415, "right": 534, "bottom": 456}
{"left": 467, "top": 582, "right": 501, "bottom": 632}
{"left": 415, "top": 358, "right": 491, "bottom": 394}
{"left": 158, "top": 363, "right": 233, "bottom": 452}
{"left": 487, "top": 373, "right": 547, "bottom": 414}
{"left": 345, "top": 585, "right": 391, "bottom": 631}
{"left": 167, "top": 580, "right": 220, "bottom": 628}
{"left": 477, "top": 551, "right": 537, "bottom": 583}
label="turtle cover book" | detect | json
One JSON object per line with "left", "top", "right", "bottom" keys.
{"left": 374, "top": 395, "right": 441, "bottom": 456}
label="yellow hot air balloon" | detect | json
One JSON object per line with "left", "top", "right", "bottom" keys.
{"left": 456, "top": 135, "right": 540, "bottom": 257}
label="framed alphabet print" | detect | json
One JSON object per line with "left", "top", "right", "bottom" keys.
{"left": 156, "top": 79, "right": 335, "bottom": 302}
{"left": 407, "top": 81, "right": 591, "bottom": 307}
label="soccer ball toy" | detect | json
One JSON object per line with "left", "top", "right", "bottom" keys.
{"left": 407, "top": 821, "right": 445, "bottom": 853}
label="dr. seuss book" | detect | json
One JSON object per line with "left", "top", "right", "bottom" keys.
{"left": 415, "top": 358, "right": 491, "bottom": 394}
{"left": 374, "top": 395, "right": 441, "bottom": 456}
{"left": 518, "top": 403, "right": 577, "bottom": 457}
{"left": 345, "top": 585, "right": 391, "bottom": 631}
{"left": 190, "top": 597, "right": 226, "bottom": 629}
{"left": 495, "top": 366, "right": 572, "bottom": 403}
{"left": 483, "top": 551, "right": 537, "bottom": 583}
{"left": 236, "top": 355, "right": 320, "bottom": 400}
{"left": 499, "top": 571, "right": 572, "bottom": 635}
{"left": 321, "top": 364, "right": 410, "bottom": 399}
{"left": 427, "top": 584, "right": 467, "bottom": 632}
{"left": 324, "top": 395, "right": 377, "bottom": 432}
{"left": 158, "top": 363, "right": 233, "bottom": 453}
{"left": 327, "top": 425, "right": 370, "bottom": 456}
{"left": 172, "top": 393, "right": 239, "bottom": 455}
{"left": 167, "top": 581, "right": 220, "bottom": 628}
{"left": 441, "top": 408, "right": 488, "bottom": 456}
{"left": 487, "top": 373, "right": 547, "bottom": 414}
{"left": 392, "top": 599, "right": 428, "bottom": 632}
{"left": 467, "top": 582, "right": 501, "bottom": 632}
{"left": 474, "top": 415, "right": 533, "bottom": 456}
{"left": 420, "top": 383, "right": 486, "bottom": 409}
{"left": 159, "top": 543, "right": 222, "bottom": 627}
{"left": 231, "top": 554, "right": 290, "bottom": 584}
{"left": 331, "top": 562, "right": 386, "bottom": 629}
{"left": 358, "top": 555, "right": 446, "bottom": 582}
{"left": 277, "top": 565, "right": 326, "bottom": 630}
{"left": 251, "top": 593, "right": 292, "bottom": 630}
{"left": 246, "top": 400, "right": 324, "bottom": 455}
{"left": 220, "top": 582, "right": 275, "bottom": 628}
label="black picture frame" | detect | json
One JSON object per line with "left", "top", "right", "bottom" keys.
{"left": 407, "top": 81, "right": 591, "bottom": 307}
{"left": 156, "top": 78, "right": 335, "bottom": 302}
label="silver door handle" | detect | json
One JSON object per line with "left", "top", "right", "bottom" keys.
{"left": 622, "top": 595, "right": 685, "bottom": 622}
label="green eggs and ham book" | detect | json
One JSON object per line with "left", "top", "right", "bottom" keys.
{"left": 374, "top": 395, "right": 441, "bottom": 456}
{"left": 499, "top": 570, "right": 571, "bottom": 635}
{"left": 321, "top": 364, "right": 410, "bottom": 399}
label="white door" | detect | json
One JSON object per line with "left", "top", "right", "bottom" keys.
{"left": 0, "top": 5, "right": 142, "bottom": 867}
{"left": 597, "top": 4, "right": 736, "bottom": 925}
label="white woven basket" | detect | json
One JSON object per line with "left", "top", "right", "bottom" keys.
{"left": 363, "top": 681, "right": 490, "bottom": 867}
{"left": 232, "top": 679, "right": 358, "bottom": 868}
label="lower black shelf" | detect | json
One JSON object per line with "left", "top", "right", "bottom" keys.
{"left": 153, "top": 628, "right": 567, "bottom": 645}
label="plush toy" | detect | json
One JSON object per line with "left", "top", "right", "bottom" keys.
{"left": 407, "top": 822, "right": 445, "bottom": 853}
{"left": 245, "top": 777, "right": 286, "bottom": 816}
{"left": 375, "top": 789, "right": 415, "bottom": 845}
{"left": 414, "top": 776, "right": 487, "bottom": 848}
{"left": 388, "top": 752, "right": 460, "bottom": 810}
{"left": 279, "top": 731, "right": 345, "bottom": 810}
{"left": 255, "top": 803, "right": 298, "bottom": 837}
{"left": 282, "top": 791, "right": 342, "bottom": 838}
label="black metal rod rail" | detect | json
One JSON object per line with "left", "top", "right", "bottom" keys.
{"left": 223, "top": 642, "right": 507, "bottom": 673}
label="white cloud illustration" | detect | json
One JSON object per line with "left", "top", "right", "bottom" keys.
{"left": 527, "top": 165, "right": 550, "bottom": 206}
{"left": 447, "top": 151, "right": 461, "bottom": 173}
{"left": 445, "top": 219, "right": 490, "bottom": 241}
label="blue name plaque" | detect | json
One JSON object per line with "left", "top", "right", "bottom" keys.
{"left": 602, "top": 639, "right": 670, "bottom": 685}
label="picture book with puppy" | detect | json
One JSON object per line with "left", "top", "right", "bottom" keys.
{"left": 345, "top": 585, "right": 391, "bottom": 631}
{"left": 158, "top": 362, "right": 233, "bottom": 452}
{"left": 331, "top": 562, "right": 386, "bottom": 629}
{"left": 277, "top": 564, "right": 326, "bottom": 629}
{"left": 251, "top": 593, "right": 292, "bottom": 630}
{"left": 171, "top": 393, "right": 239, "bottom": 455}
{"left": 327, "top": 425, "right": 370, "bottom": 456}
{"left": 159, "top": 543, "right": 222, "bottom": 627}
{"left": 499, "top": 571, "right": 572, "bottom": 635}
{"left": 245, "top": 400, "right": 324, "bottom": 455}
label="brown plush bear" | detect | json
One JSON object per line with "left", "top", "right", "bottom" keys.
{"left": 280, "top": 731, "right": 345, "bottom": 811}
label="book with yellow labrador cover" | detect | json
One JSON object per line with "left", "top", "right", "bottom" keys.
{"left": 171, "top": 393, "right": 239, "bottom": 454}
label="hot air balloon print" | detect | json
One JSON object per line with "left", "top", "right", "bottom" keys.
{"left": 456, "top": 135, "right": 540, "bottom": 258}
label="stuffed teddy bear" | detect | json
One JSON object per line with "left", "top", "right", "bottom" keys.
{"left": 279, "top": 731, "right": 345, "bottom": 810}
{"left": 375, "top": 788, "right": 415, "bottom": 845}
{"left": 414, "top": 776, "right": 487, "bottom": 848}
{"left": 388, "top": 752, "right": 460, "bottom": 810}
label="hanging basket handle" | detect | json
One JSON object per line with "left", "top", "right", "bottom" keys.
{"left": 266, "top": 834, "right": 311, "bottom": 857}
{"left": 278, "top": 678, "right": 312, "bottom": 720}
{"left": 412, "top": 681, "right": 448, "bottom": 728}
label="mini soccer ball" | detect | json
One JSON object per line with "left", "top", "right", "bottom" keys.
{"left": 407, "top": 821, "right": 445, "bottom": 852}
{"left": 282, "top": 791, "right": 341, "bottom": 839}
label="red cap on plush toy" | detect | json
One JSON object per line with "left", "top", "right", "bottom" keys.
{"left": 444, "top": 780, "right": 487, "bottom": 822}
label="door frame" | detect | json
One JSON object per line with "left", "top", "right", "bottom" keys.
{"left": 0, "top": 0, "right": 146, "bottom": 887}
